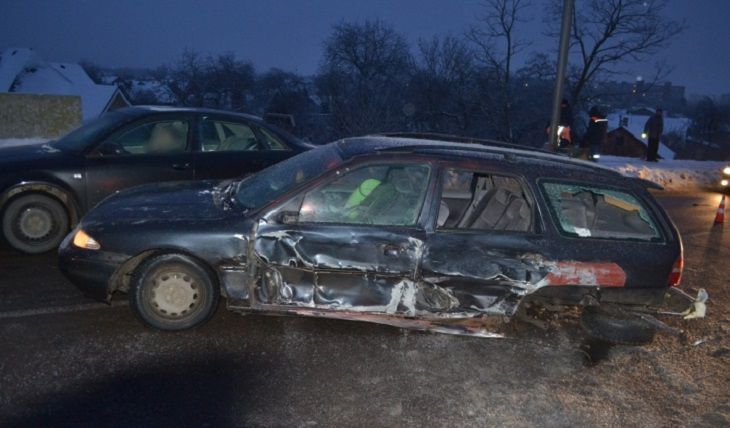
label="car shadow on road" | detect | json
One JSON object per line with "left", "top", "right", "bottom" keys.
{"left": 3, "top": 355, "right": 257, "bottom": 428}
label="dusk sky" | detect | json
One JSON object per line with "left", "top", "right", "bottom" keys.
{"left": 1, "top": 0, "right": 728, "bottom": 96}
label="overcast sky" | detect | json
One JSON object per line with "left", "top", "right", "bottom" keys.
{"left": 1, "top": 0, "right": 728, "bottom": 96}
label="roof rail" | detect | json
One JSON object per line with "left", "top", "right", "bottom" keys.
{"left": 373, "top": 132, "right": 557, "bottom": 155}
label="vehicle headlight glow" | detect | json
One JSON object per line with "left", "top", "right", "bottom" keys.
{"left": 723, "top": 166, "right": 730, "bottom": 176}
{"left": 73, "top": 229, "right": 101, "bottom": 250}
{"left": 722, "top": 179, "right": 729, "bottom": 187}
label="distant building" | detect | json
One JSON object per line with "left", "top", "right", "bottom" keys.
{"left": 603, "top": 109, "right": 682, "bottom": 159}
{"left": 588, "top": 79, "right": 686, "bottom": 112}
{"left": 0, "top": 48, "right": 130, "bottom": 121}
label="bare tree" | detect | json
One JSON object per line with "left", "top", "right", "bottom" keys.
{"left": 468, "top": 0, "right": 531, "bottom": 141}
{"left": 318, "top": 20, "right": 413, "bottom": 137}
{"left": 547, "top": 0, "right": 686, "bottom": 105}
{"left": 412, "top": 35, "right": 479, "bottom": 133}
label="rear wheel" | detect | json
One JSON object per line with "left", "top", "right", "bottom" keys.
{"left": 130, "top": 254, "right": 219, "bottom": 331}
{"left": 2, "top": 194, "right": 70, "bottom": 254}
{"left": 580, "top": 306, "right": 657, "bottom": 346}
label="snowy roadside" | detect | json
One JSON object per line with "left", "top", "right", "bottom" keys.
{"left": 0, "top": 138, "right": 50, "bottom": 148}
{"left": 599, "top": 155, "right": 725, "bottom": 191}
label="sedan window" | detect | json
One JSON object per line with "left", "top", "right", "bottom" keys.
{"left": 297, "top": 164, "right": 431, "bottom": 226}
{"left": 96, "top": 120, "right": 189, "bottom": 156}
{"left": 200, "top": 119, "right": 262, "bottom": 152}
{"left": 541, "top": 182, "right": 661, "bottom": 241}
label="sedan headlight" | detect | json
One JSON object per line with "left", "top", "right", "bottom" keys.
{"left": 723, "top": 166, "right": 730, "bottom": 176}
{"left": 73, "top": 230, "right": 101, "bottom": 250}
{"left": 721, "top": 179, "right": 729, "bottom": 187}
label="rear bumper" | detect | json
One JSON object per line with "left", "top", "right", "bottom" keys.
{"left": 528, "top": 285, "right": 707, "bottom": 318}
{"left": 58, "top": 239, "right": 127, "bottom": 303}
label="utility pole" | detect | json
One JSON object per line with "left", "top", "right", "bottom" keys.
{"left": 548, "top": 0, "right": 573, "bottom": 151}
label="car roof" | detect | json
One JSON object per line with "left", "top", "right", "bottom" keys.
{"left": 336, "top": 136, "right": 624, "bottom": 178}
{"left": 116, "top": 105, "right": 264, "bottom": 122}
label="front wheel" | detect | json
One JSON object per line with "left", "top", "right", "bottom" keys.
{"left": 130, "top": 254, "right": 220, "bottom": 331}
{"left": 2, "top": 193, "right": 70, "bottom": 254}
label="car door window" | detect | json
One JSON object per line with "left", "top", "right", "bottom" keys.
{"left": 296, "top": 164, "right": 431, "bottom": 226}
{"left": 438, "top": 168, "right": 533, "bottom": 232}
{"left": 541, "top": 182, "right": 661, "bottom": 241}
{"left": 200, "top": 118, "right": 262, "bottom": 152}
{"left": 97, "top": 120, "right": 189, "bottom": 156}
{"left": 257, "top": 127, "right": 290, "bottom": 151}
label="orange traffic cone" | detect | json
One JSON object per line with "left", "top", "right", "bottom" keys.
{"left": 714, "top": 195, "right": 725, "bottom": 225}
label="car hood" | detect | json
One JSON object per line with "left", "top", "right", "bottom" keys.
{"left": 81, "top": 180, "right": 233, "bottom": 227}
{"left": 0, "top": 142, "right": 68, "bottom": 165}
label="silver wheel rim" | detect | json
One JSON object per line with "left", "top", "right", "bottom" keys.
{"left": 17, "top": 207, "right": 54, "bottom": 240}
{"left": 149, "top": 271, "right": 201, "bottom": 318}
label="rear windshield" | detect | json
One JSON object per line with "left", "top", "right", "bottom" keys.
{"left": 541, "top": 182, "right": 661, "bottom": 241}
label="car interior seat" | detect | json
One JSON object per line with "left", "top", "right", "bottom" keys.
{"left": 149, "top": 123, "right": 186, "bottom": 154}
{"left": 456, "top": 176, "right": 495, "bottom": 228}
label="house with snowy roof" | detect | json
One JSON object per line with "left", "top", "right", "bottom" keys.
{"left": 602, "top": 109, "right": 689, "bottom": 160}
{"left": 0, "top": 48, "right": 130, "bottom": 121}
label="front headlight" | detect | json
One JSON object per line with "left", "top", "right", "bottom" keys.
{"left": 73, "top": 229, "right": 101, "bottom": 250}
{"left": 723, "top": 166, "right": 730, "bottom": 176}
{"left": 721, "top": 179, "right": 729, "bottom": 187}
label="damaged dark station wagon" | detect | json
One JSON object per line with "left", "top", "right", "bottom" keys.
{"left": 59, "top": 137, "right": 706, "bottom": 342}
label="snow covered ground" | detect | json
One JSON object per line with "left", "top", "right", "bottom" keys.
{"left": 599, "top": 155, "right": 725, "bottom": 191}
{"left": 0, "top": 138, "right": 50, "bottom": 148}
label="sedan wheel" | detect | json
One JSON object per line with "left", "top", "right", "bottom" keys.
{"left": 2, "top": 194, "right": 70, "bottom": 254}
{"left": 130, "top": 254, "right": 219, "bottom": 331}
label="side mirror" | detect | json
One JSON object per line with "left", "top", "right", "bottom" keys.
{"left": 277, "top": 211, "right": 299, "bottom": 225}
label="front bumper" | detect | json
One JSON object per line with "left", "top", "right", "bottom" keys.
{"left": 58, "top": 236, "right": 127, "bottom": 303}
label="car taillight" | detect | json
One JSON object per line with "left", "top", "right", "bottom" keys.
{"left": 668, "top": 255, "right": 683, "bottom": 287}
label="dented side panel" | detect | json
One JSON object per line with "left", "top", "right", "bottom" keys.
{"left": 253, "top": 222, "right": 425, "bottom": 313}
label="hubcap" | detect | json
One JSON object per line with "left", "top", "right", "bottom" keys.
{"left": 149, "top": 272, "right": 200, "bottom": 318}
{"left": 17, "top": 207, "right": 54, "bottom": 240}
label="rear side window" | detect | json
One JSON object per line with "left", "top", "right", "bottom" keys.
{"left": 541, "top": 182, "right": 661, "bottom": 241}
{"left": 437, "top": 169, "right": 533, "bottom": 232}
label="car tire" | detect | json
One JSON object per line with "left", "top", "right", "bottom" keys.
{"left": 130, "top": 253, "right": 220, "bottom": 331}
{"left": 2, "top": 193, "right": 70, "bottom": 254}
{"left": 580, "top": 306, "right": 657, "bottom": 346}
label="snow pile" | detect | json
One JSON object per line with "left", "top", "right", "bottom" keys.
{"left": 0, "top": 138, "right": 50, "bottom": 148}
{"left": 599, "top": 155, "right": 725, "bottom": 190}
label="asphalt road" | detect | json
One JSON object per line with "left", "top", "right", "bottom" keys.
{"left": 0, "top": 192, "right": 728, "bottom": 427}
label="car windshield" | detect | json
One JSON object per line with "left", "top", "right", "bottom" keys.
{"left": 235, "top": 144, "right": 342, "bottom": 210}
{"left": 52, "top": 111, "right": 132, "bottom": 153}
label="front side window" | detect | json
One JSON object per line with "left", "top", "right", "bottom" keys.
{"left": 437, "top": 169, "right": 533, "bottom": 232}
{"left": 541, "top": 182, "right": 661, "bottom": 241}
{"left": 297, "top": 163, "right": 431, "bottom": 226}
{"left": 97, "top": 120, "right": 189, "bottom": 156}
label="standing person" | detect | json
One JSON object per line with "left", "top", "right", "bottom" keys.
{"left": 643, "top": 108, "right": 664, "bottom": 162}
{"left": 581, "top": 106, "right": 608, "bottom": 161}
{"left": 558, "top": 98, "right": 573, "bottom": 147}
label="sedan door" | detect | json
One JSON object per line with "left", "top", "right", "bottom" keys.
{"left": 253, "top": 161, "right": 434, "bottom": 314}
{"left": 193, "top": 115, "right": 294, "bottom": 181}
{"left": 84, "top": 117, "right": 195, "bottom": 208}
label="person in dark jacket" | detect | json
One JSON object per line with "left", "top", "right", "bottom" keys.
{"left": 581, "top": 106, "right": 608, "bottom": 161}
{"left": 643, "top": 108, "right": 664, "bottom": 162}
